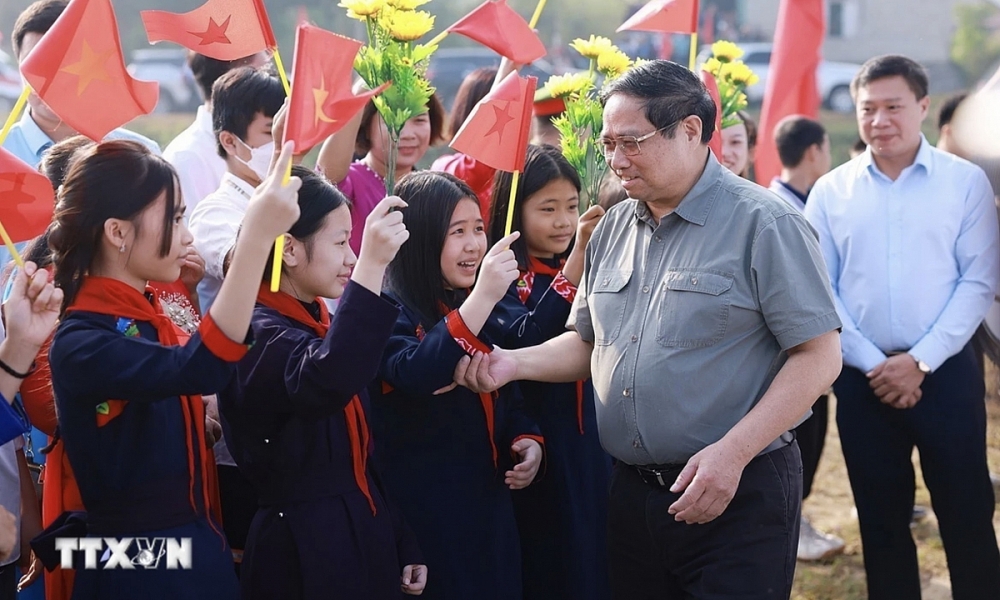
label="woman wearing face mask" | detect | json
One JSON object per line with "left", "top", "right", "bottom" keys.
{"left": 316, "top": 96, "right": 446, "bottom": 255}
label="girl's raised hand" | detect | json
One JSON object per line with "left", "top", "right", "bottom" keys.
{"left": 360, "top": 196, "right": 409, "bottom": 268}
{"left": 3, "top": 262, "right": 61, "bottom": 351}
{"left": 471, "top": 232, "right": 521, "bottom": 306}
{"left": 242, "top": 142, "right": 302, "bottom": 243}
{"left": 577, "top": 204, "right": 605, "bottom": 250}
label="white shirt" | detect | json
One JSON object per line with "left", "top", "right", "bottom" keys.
{"left": 768, "top": 177, "right": 807, "bottom": 213}
{"left": 190, "top": 173, "right": 254, "bottom": 313}
{"left": 805, "top": 137, "right": 1000, "bottom": 372}
{"left": 163, "top": 105, "right": 227, "bottom": 216}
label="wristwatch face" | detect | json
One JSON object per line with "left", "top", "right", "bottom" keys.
{"left": 917, "top": 360, "right": 931, "bottom": 374}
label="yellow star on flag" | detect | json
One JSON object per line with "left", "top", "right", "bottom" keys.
{"left": 60, "top": 40, "right": 114, "bottom": 96}
{"left": 313, "top": 76, "right": 337, "bottom": 126}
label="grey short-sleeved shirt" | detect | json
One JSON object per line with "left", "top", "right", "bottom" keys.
{"left": 568, "top": 153, "right": 841, "bottom": 466}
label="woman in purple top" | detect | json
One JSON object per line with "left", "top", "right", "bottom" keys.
{"left": 317, "top": 95, "right": 445, "bottom": 254}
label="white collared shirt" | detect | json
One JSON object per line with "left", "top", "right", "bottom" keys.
{"left": 163, "top": 105, "right": 226, "bottom": 215}
{"left": 189, "top": 172, "right": 255, "bottom": 313}
{"left": 806, "top": 136, "right": 1000, "bottom": 372}
{"left": 768, "top": 177, "right": 807, "bottom": 213}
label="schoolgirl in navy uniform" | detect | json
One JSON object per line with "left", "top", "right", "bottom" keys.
{"left": 46, "top": 140, "right": 301, "bottom": 600}
{"left": 488, "top": 144, "right": 611, "bottom": 600}
{"left": 219, "top": 167, "right": 427, "bottom": 599}
{"left": 373, "top": 172, "right": 542, "bottom": 600}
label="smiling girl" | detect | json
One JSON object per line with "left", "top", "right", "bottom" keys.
{"left": 46, "top": 140, "right": 300, "bottom": 600}
{"left": 488, "top": 144, "right": 611, "bottom": 600}
{"left": 373, "top": 171, "right": 543, "bottom": 600}
{"left": 219, "top": 167, "right": 426, "bottom": 599}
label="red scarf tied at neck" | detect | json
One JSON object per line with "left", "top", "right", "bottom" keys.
{"left": 255, "top": 283, "right": 377, "bottom": 514}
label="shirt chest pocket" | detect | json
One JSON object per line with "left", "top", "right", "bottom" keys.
{"left": 589, "top": 269, "right": 632, "bottom": 346}
{"left": 656, "top": 270, "right": 734, "bottom": 348}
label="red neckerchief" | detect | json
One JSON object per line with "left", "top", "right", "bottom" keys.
{"left": 516, "top": 256, "right": 563, "bottom": 304}
{"left": 256, "top": 283, "right": 377, "bottom": 514}
{"left": 66, "top": 276, "right": 220, "bottom": 526}
{"left": 516, "top": 257, "right": 586, "bottom": 435}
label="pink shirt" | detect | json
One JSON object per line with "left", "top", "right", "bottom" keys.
{"left": 336, "top": 162, "right": 387, "bottom": 255}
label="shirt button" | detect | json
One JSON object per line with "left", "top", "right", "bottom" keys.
{"left": 278, "top": 512, "right": 285, "bottom": 518}
{"left": 642, "top": 285, "right": 650, "bottom": 293}
{"left": 631, "top": 335, "right": 638, "bottom": 343}
{"left": 654, "top": 236, "right": 661, "bottom": 242}
{"left": 633, "top": 438, "right": 641, "bottom": 448}
{"left": 602, "top": 279, "right": 609, "bottom": 287}
{"left": 623, "top": 388, "right": 631, "bottom": 397}
{"left": 691, "top": 276, "right": 698, "bottom": 285}
{"left": 264, "top": 439, "right": 270, "bottom": 444}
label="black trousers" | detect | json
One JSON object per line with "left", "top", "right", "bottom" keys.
{"left": 218, "top": 464, "right": 259, "bottom": 577}
{"left": 0, "top": 562, "right": 14, "bottom": 600}
{"left": 607, "top": 443, "right": 801, "bottom": 600}
{"left": 794, "top": 394, "right": 829, "bottom": 500}
{"left": 835, "top": 344, "right": 1000, "bottom": 600}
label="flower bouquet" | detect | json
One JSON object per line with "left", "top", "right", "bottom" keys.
{"left": 542, "top": 36, "right": 638, "bottom": 210}
{"left": 701, "top": 40, "right": 760, "bottom": 129}
{"left": 339, "top": 0, "right": 437, "bottom": 194}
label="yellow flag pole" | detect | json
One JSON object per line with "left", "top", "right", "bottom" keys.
{"left": 528, "top": 0, "right": 548, "bottom": 28}
{"left": 269, "top": 47, "right": 294, "bottom": 292}
{"left": 0, "top": 221, "right": 25, "bottom": 270}
{"left": 503, "top": 171, "right": 520, "bottom": 237}
{"left": 689, "top": 32, "right": 698, "bottom": 71}
{"left": 425, "top": 30, "right": 448, "bottom": 48}
{"left": 0, "top": 88, "right": 31, "bottom": 146}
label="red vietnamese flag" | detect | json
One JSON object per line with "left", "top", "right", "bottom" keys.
{"left": 0, "top": 148, "right": 56, "bottom": 244}
{"left": 698, "top": 68, "right": 723, "bottom": 158}
{"left": 447, "top": 0, "right": 547, "bottom": 65}
{"left": 141, "top": 0, "right": 277, "bottom": 61}
{"left": 450, "top": 72, "right": 536, "bottom": 173}
{"left": 285, "top": 24, "right": 387, "bottom": 152}
{"left": 618, "top": 0, "right": 699, "bottom": 34}
{"left": 755, "top": 0, "right": 824, "bottom": 185}
{"left": 19, "top": 0, "right": 158, "bottom": 143}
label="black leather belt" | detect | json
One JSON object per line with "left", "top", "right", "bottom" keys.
{"left": 632, "top": 431, "right": 796, "bottom": 489}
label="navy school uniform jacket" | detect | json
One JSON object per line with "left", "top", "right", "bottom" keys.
{"left": 498, "top": 259, "right": 613, "bottom": 600}
{"left": 219, "top": 282, "right": 421, "bottom": 600}
{"left": 372, "top": 290, "right": 544, "bottom": 600}
{"left": 49, "top": 291, "right": 248, "bottom": 600}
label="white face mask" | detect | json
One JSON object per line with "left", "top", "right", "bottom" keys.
{"left": 234, "top": 137, "right": 274, "bottom": 181}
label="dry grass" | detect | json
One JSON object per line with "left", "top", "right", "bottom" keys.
{"left": 792, "top": 365, "right": 1000, "bottom": 600}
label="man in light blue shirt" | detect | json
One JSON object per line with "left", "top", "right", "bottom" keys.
{"left": 2, "top": 0, "right": 161, "bottom": 270}
{"left": 805, "top": 55, "right": 1000, "bottom": 600}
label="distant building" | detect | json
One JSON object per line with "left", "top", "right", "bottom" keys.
{"left": 739, "top": 0, "right": 979, "bottom": 92}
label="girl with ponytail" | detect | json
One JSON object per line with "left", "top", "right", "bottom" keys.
{"left": 44, "top": 139, "right": 300, "bottom": 600}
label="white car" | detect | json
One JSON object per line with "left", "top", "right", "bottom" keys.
{"left": 698, "top": 42, "right": 862, "bottom": 113}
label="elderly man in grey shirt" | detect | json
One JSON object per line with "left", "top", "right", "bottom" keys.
{"left": 461, "top": 60, "right": 842, "bottom": 599}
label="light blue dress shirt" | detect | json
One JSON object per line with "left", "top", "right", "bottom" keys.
{"left": 805, "top": 136, "right": 1000, "bottom": 373}
{"left": 0, "top": 109, "right": 162, "bottom": 267}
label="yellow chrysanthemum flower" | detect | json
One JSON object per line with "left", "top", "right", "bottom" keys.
{"left": 386, "top": 9, "right": 434, "bottom": 41}
{"left": 631, "top": 57, "right": 651, "bottom": 69}
{"left": 703, "top": 57, "right": 723, "bottom": 75}
{"left": 385, "top": 0, "right": 429, "bottom": 8}
{"left": 544, "top": 72, "right": 593, "bottom": 99}
{"left": 711, "top": 40, "right": 744, "bottom": 62}
{"left": 597, "top": 48, "right": 631, "bottom": 78}
{"left": 339, "top": 0, "right": 384, "bottom": 19}
{"left": 720, "top": 61, "right": 758, "bottom": 86}
{"left": 570, "top": 35, "right": 615, "bottom": 60}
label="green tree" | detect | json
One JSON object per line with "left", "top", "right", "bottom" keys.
{"left": 951, "top": 1, "right": 1000, "bottom": 84}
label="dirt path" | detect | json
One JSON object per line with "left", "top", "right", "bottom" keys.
{"left": 792, "top": 373, "right": 1000, "bottom": 600}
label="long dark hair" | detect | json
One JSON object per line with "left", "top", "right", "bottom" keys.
{"left": 386, "top": 171, "right": 479, "bottom": 327}
{"left": 488, "top": 144, "right": 581, "bottom": 269}
{"left": 447, "top": 67, "right": 497, "bottom": 139}
{"left": 23, "top": 136, "right": 94, "bottom": 273}
{"left": 49, "top": 140, "right": 179, "bottom": 313}
{"left": 262, "top": 165, "right": 350, "bottom": 285}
